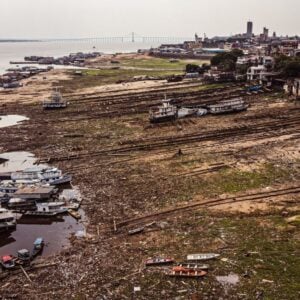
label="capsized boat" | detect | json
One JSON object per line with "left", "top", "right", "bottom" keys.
{"left": 187, "top": 253, "right": 220, "bottom": 261}
{"left": 145, "top": 257, "right": 174, "bottom": 266}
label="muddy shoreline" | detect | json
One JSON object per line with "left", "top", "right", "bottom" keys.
{"left": 0, "top": 54, "right": 299, "bottom": 299}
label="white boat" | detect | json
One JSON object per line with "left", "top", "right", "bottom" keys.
{"left": 149, "top": 97, "right": 178, "bottom": 123}
{"left": 0, "top": 182, "right": 18, "bottom": 196}
{"left": 11, "top": 167, "right": 72, "bottom": 186}
{"left": 42, "top": 89, "right": 67, "bottom": 109}
{"left": 0, "top": 208, "right": 16, "bottom": 232}
{"left": 187, "top": 253, "right": 220, "bottom": 261}
{"left": 24, "top": 202, "right": 68, "bottom": 217}
{"left": 8, "top": 198, "right": 35, "bottom": 210}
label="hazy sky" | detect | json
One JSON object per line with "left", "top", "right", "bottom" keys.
{"left": 0, "top": 0, "right": 299, "bottom": 38}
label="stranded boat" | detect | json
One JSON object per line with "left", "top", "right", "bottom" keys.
{"left": 145, "top": 257, "right": 174, "bottom": 266}
{"left": 17, "top": 249, "right": 31, "bottom": 262}
{"left": 24, "top": 202, "right": 68, "bottom": 217}
{"left": 167, "top": 266, "right": 207, "bottom": 278}
{"left": 32, "top": 238, "right": 44, "bottom": 257}
{"left": 0, "top": 255, "right": 15, "bottom": 269}
{"left": 42, "top": 89, "right": 67, "bottom": 109}
{"left": 149, "top": 97, "right": 178, "bottom": 123}
{"left": 175, "top": 263, "right": 209, "bottom": 271}
{"left": 11, "top": 167, "right": 72, "bottom": 186}
{"left": 0, "top": 208, "right": 16, "bottom": 232}
{"left": 8, "top": 198, "right": 36, "bottom": 210}
{"left": 187, "top": 254, "right": 220, "bottom": 261}
{"left": 208, "top": 98, "right": 248, "bottom": 115}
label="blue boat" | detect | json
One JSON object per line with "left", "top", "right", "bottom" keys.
{"left": 32, "top": 238, "right": 44, "bottom": 257}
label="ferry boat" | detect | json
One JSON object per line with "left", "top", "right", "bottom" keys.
{"left": 208, "top": 98, "right": 248, "bottom": 115}
{"left": 11, "top": 167, "right": 72, "bottom": 186}
{"left": 42, "top": 89, "right": 67, "bottom": 109}
{"left": 0, "top": 208, "right": 16, "bottom": 232}
{"left": 149, "top": 97, "right": 178, "bottom": 123}
{"left": 24, "top": 202, "right": 68, "bottom": 217}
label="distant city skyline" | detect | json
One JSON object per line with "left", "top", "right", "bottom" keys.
{"left": 0, "top": 0, "right": 299, "bottom": 39}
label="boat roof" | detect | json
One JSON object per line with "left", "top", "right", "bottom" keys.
{"left": 34, "top": 238, "right": 44, "bottom": 244}
{"left": 38, "top": 202, "right": 64, "bottom": 207}
{"left": 14, "top": 186, "right": 55, "bottom": 195}
{"left": 2, "top": 255, "right": 13, "bottom": 262}
{"left": 18, "top": 249, "right": 30, "bottom": 254}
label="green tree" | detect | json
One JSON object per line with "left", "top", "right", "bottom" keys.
{"left": 274, "top": 55, "right": 300, "bottom": 78}
{"left": 211, "top": 49, "right": 244, "bottom": 71}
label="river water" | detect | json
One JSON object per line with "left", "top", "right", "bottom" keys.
{"left": 0, "top": 40, "right": 160, "bottom": 74}
{"left": 0, "top": 151, "right": 85, "bottom": 257}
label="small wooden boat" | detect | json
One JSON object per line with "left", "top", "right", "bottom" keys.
{"left": 145, "top": 257, "right": 174, "bottom": 266}
{"left": 187, "top": 254, "right": 220, "bottom": 261}
{"left": 175, "top": 263, "right": 209, "bottom": 270}
{"left": 167, "top": 266, "right": 207, "bottom": 278}
{"left": 0, "top": 255, "right": 15, "bottom": 269}
{"left": 31, "top": 238, "right": 44, "bottom": 257}
{"left": 68, "top": 209, "right": 81, "bottom": 220}
{"left": 128, "top": 227, "right": 144, "bottom": 235}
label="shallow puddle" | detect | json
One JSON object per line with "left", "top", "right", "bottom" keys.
{"left": 0, "top": 115, "right": 29, "bottom": 128}
{"left": 0, "top": 214, "right": 84, "bottom": 257}
{"left": 0, "top": 151, "right": 43, "bottom": 173}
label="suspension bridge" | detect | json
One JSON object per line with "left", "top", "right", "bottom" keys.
{"left": 43, "top": 33, "right": 194, "bottom": 44}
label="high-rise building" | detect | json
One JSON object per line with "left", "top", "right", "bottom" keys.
{"left": 247, "top": 21, "right": 253, "bottom": 38}
{"left": 263, "top": 27, "right": 269, "bottom": 39}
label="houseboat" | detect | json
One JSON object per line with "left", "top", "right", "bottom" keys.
{"left": 8, "top": 198, "right": 36, "bottom": 210}
{"left": 208, "top": 98, "right": 248, "bottom": 115}
{"left": 149, "top": 97, "right": 178, "bottom": 123}
{"left": 42, "top": 89, "right": 67, "bottom": 109}
{"left": 24, "top": 202, "right": 67, "bottom": 217}
{"left": 11, "top": 167, "right": 72, "bottom": 186}
{"left": 0, "top": 208, "right": 16, "bottom": 232}
{"left": 0, "top": 182, "right": 18, "bottom": 197}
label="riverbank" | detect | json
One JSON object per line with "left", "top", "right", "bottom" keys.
{"left": 0, "top": 54, "right": 299, "bottom": 299}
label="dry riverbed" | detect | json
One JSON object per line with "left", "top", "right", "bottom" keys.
{"left": 0, "top": 54, "right": 299, "bottom": 299}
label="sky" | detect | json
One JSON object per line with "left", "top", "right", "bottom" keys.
{"left": 0, "top": 0, "right": 299, "bottom": 39}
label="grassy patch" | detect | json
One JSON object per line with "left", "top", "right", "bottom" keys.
{"left": 120, "top": 57, "right": 209, "bottom": 70}
{"left": 59, "top": 69, "right": 179, "bottom": 92}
